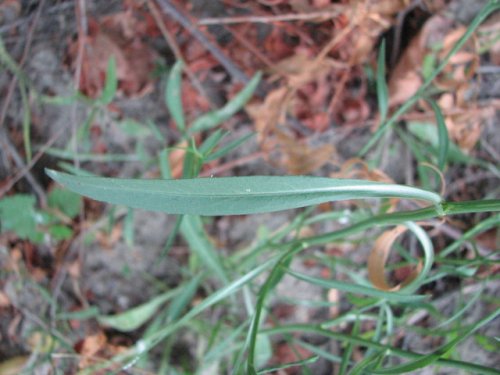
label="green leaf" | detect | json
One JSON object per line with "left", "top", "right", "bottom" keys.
{"left": 49, "top": 225, "right": 73, "bottom": 240}
{"left": 199, "top": 129, "right": 227, "bottom": 156}
{"left": 407, "top": 122, "right": 478, "bottom": 165}
{"left": 204, "top": 132, "right": 255, "bottom": 162}
{"left": 45, "top": 170, "right": 442, "bottom": 217}
{"left": 257, "top": 355, "right": 319, "bottom": 374}
{"left": 166, "top": 60, "right": 186, "bottom": 132}
{"left": 0, "top": 194, "right": 41, "bottom": 242}
{"left": 48, "top": 187, "right": 81, "bottom": 218}
{"left": 427, "top": 99, "right": 449, "bottom": 171}
{"left": 180, "top": 216, "right": 229, "bottom": 284}
{"left": 119, "top": 119, "right": 152, "bottom": 138}
{"left": 189, "top": 71, "right": 262, "bottom": 134}
{"left": 255, "top": 334, "right": 272, "bottom": 369}
{"left": 377, "top": 40, "right": 389, "bottom": 124}
{"left": 97, "top": 290, "right": 178, "bottom": 332}
{"left": 99, "top": 56, "right": 117, "bottom": 105}
{"left": 166, "top": 274, "right": 203, "bottom": 321}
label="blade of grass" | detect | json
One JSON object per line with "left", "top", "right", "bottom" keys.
{"left": 165, "top": 273, "right": 203, "bottom": 321}
{"left": 99, "top": 56, "right": 117, "bottom": 105}
{"left": 45, "top": 170, "right": 443, "bottom": 216}
{"left": 97, "top": 289, "right": 180, "bottom": 332}
{"left": 189, "top": 72, "right": 262, "bottom": 134}
{"left": 427, "top": 99, "right": 449, "bottom": 171}
{"left": 165, "top": 60, "right": 186, "bottom": 133}
{"left": 204, "top": 132, "right": 256, "bottom": 162}
{"left": 180, "top": 215, "right": 229, "bottom": 285}
{"left": 377, "top": 39, "right": 389, "bottom": 124}
{"left": 339, "top": 317, "right": 360, "bottom": 375}
{"left": 257, "top": 355, "right": 319, "bottom": 374}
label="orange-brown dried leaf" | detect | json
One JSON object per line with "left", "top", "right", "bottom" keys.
{"left": 368, "top": 226, "right": 422, "bottom": 291}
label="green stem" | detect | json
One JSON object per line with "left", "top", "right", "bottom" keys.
{"left": 281, "top": 200, "right": 500, "bottom": 248}
{"left": 443, "top": 199, "right": 500, "bottom": 215}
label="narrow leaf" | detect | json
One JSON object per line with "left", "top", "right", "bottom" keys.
{"left": 166, "top": 60, "right": 186, "bottom": 132}
{"left": 377, "top": 40, "right": 389, "bottom": 124}
{"left": 427, "top": 99, "right": 449, "bottom": 171}
{"left": 99, "top": 56, "right": 117, "bottom": 105}
{"left": 189, "top": 72, "right": 262, "bottom": 134}
{"left": 45, "top": 170, "right": 442, "bottom": 217}
{"left": 97, "top": 290, "right": 178, "bottom": 332}
{"left": 205, "top": 132, "right": 255, "bottom": 162}
{"left": 180, "top": 216, "right": 229, "bottom": 284}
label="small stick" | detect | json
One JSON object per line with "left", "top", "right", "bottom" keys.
{"left": 197, "top": 9, "right": 343, "bottom": 26}
{"left": 154, "top": 0, "right": 250, "bottom": 84}
{"left": 146, "top": 0, "right": 216, "bottom": 109}
{"left": 0, "top": 126, "right": 65, "bottom": 199}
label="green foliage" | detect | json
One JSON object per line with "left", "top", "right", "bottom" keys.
{"left": 44, "top": 170, "right": 443, "bottom": 216}
{"left": 47, "top": 187, "right": 81, "bottom": 218}
{"left": 0, "top": 189, "right": 81, "bottom": 243}
{"left": 0, "top": 194, "right": 42, "bottom": 242}
{"left": 9, "top": 2, "right": 499, "bottom": 372}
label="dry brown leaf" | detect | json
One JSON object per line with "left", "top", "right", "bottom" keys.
{"left": 388, "top": 34, "right": 424, "bottom": 107}
{"left": 368, "top": 226, "right": 422, "bottom": 291}
{"left": 77, "top": 332, "right": 107, "bottom": 358}
{"left": 283, "top": 138, "right": 335, "bottom": 174}
{"left": 67, "top": 12, "right": 157, "bottom": 99}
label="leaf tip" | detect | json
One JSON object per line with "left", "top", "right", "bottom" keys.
{"left": 45, "top": 168, "right": 59, "bottom": 182}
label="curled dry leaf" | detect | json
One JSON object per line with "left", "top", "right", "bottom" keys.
{"left": 368, "top": 225, "right": 422, "bottom": 291}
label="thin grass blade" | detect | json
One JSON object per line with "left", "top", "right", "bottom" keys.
{"left": 189, "top": 72, "right": 262, "bottom": 134}
{"left": 166, "top": 60, "right": 186, "bottom": 133}
{"left": 377, "top": 40, "right": 389, "bottom": 124}
{"left": 427, "top": 99, "right": 449, "bottom": 171}
{"left": 99, "top": 56, "right": 117, "bottom": 105}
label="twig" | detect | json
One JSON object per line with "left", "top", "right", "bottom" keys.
{"left": 0, "top": 127, "right": 46, "bottom": 205}
{"left": 146, "top": 0, "right": 216, "bottom": 109}
{"left": 0, "top": 126, "right": 64, "bottom": 199}
{"left": 154, "top": 0, "right": 250, "bottom": 84}
{"left": 197, "top": 8, "right": 343, "bottom": 25}
{"left": 0, "top": 1, "right": 73, "bottom": 34}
